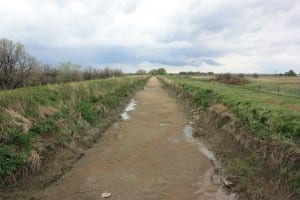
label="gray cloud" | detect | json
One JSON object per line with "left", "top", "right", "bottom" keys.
{"left": 0, "top": 0, "right": 299, "bottom": 73}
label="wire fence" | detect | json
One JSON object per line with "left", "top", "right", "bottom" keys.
{"left": 243, "top": 83, "right": 300, "bottom": 97}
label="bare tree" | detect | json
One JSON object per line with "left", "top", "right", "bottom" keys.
{"left": 0, "top": 38, "right": 36, "bottom": 89}
{"left": 56, "top": 62, "right": 83, "bottom": 83}
{"left": 0, "top": 38, "right": 124, "bottom": 89}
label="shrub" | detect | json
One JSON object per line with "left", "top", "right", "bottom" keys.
{"left": 212, "top": 73, "right": 249, "bottom": 85}
{"left": 284, "top": 69, "right": 297, "bottom": 76}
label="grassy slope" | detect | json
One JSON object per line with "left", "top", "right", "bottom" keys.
{"left": 161, "top": 76, "right": 300, "bottom": 197}
{"left": 168, "top": 76, "right": 300, "bottom": 143}
{"left": 0, "top": 76, "right": 148, "bottom": 184}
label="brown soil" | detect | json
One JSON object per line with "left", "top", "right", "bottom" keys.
{"left": 33, "top": 77, "right": 234, "bottom": 200}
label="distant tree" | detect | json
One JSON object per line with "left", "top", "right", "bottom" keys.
{"left": 238, "top": 73, "right": 244, "bottom": 78}
{"left": 56, "top": 62, "right": 83, "bottom": 83}
{"left": 284, "top": 69, "right": 297, "bottom": 76}
{"left": 0, "top": 38, "right": 37, "bottom": 89}
{"left": 156, "top": 68, "right": 167, "bottom": 75}
{"left": 40, "top": 64, "right": 57, "bottom": 84}
{"left": 83, "top": 67, "right": 122, "bottom": 80}
{"left": 83, "top": 66, "right": 93, "bottom": 80}
{"left": 252, "top": 73, "right": 259, "bottom": 78}
{"left": 148, "top": 69, "right": 157, "bottom": 75}
{"left": 99, "top": 67, "right": 122, "bottom": 78}
{"left": 0, "top": 38, "right": 124, "bottom": 90}
{"left": 207, "top": 72, "right": 214, "bottom": 75}
{"left": 148, "top": 68, "right": 167, "bottom": 75}
{"left": 135, "top": 69, "right": 147, "bottom": 75}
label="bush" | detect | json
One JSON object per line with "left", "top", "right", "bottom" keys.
{"left": 212, "top": 73, "right": 249, "bottom": 85}
{"left": 284, "top": 69, "right": 297, "bottom": 76}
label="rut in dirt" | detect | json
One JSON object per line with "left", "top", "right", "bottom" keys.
{"left": 40, "top": 77, "right": 236, "bottom": 200}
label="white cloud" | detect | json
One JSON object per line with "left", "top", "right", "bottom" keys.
{"left": 0, "top": 0, "right": 299, "bottom": 73}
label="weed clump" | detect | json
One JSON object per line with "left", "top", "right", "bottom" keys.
{"left": 0, "top": 146, "right": 27, "bottom": 181}
{"left": 212, "top": 73, "right": 249, "bottom": 85}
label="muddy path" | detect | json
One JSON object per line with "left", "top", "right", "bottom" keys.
{"left": 38, "top": 77, "right": 235, "bottom": 200}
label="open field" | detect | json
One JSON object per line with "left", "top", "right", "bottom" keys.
{"left": 160, "top": 75, "right": 300, "bottom": 198}
{"left": 191, "top": 75, "right": 300, "bottom": 97}
{"left": 0, "top": 76, "right": 148, "bottom": 188}
{"left": 245, "top": 76, "right": 300, "bottom": 97}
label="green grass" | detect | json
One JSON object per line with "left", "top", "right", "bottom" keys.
{"left": 190, "top": 75, "right": 300, "bottom": 97}
{"left": 163, "top": 76, "right": 300, "bottom": 143}
{"left": 0, "top": 76, "right": 148, "bottom": 182}
{"left": 0, "top": 146, "right": 27, "bottom": 179}
{"left": 244, "top": 76, "right": 300, "bottom": 97}
{"left": 161, "top": 75, "right": 300, "bottom": 197}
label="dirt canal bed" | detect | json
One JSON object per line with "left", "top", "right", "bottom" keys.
{"left": 36, "top": 77, "right": 237, "bottom": 200}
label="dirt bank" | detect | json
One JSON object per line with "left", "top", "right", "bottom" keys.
{"left": 34, "top": 77, "right": 234, "bottom": 200}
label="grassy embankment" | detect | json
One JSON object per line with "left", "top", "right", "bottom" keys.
{"left": 160, "top": 76, "right": 300, "bottom": 198}
{"left": 0, "top": 76, "right": 148, "bottom": 186}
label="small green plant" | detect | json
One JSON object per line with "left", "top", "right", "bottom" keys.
{"left": 45, "top": 143, "right": 55, "bottom": 150}
{"left": 7, "top": 127, "right": 33, "bottom": 148}
{"left": 30, "top": 118, "right": 57, "bottom": 135}
{"left": 76, "top": 101, "right": 97, "bottom": 124}
{"left": 0, "top": 146, "right": 27, "bottom": 180}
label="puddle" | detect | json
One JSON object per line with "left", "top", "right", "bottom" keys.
{"left": 183, "top": 125, "right": 238, "bottom": 200}
{"left": 121, "top": 112, "right": 130, "bottom": 120}
{"left": 125, "top": 99, "right": 137, "bottom": 112}
{"left": 183, "top": 125, "right": 221, "bottom": 168}
{"left": 121, "top": 99, "right": 137, "bottom": 120}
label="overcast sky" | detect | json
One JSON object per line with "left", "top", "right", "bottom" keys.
{"left": 0, "top": 0, "right": 299, "bottom": 73}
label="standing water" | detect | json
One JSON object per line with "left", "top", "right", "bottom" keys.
{"left": 183, "top": 125, "right": 238, "bottom": 200}
{"left": 121, "top": 99, "right": 137, "bottom": 120}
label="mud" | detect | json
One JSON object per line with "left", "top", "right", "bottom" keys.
{"left": 38, "top": 77, "right": 236, "bottom": 200}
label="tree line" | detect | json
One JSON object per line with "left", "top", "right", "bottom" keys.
{"left": 0, "top": 38, "right": 122, "bottom": 90}
{"left": 135, "top": 68, "right": 167, "bottom": 75}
